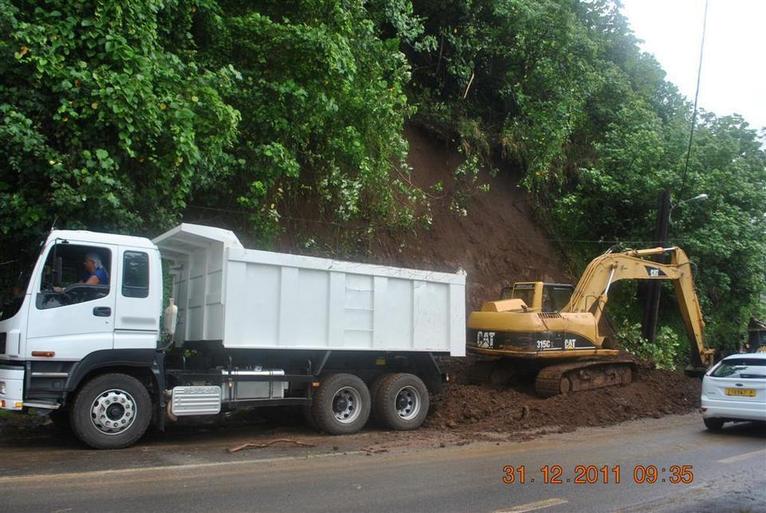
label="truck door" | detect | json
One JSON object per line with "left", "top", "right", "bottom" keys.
{"left": 114, "top": 248, "right": 160, "bottom": 350}
{"left": 26, "top": 242, "right": 117, "bottom": 360}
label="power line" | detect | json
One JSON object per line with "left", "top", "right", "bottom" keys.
{"left": 680, "top": 0, "right": 710, "bottom": 193}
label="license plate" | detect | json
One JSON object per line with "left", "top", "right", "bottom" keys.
{"left": 725, "top": 388, "right": 756, "bottom": 397}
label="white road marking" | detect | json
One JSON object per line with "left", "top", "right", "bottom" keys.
{"left": 717, "top": 447, "right": 766, "bottom": 464}
{"left": 0, "top": 450, "right": 365, "bottom": 484}
{"left": 494, "top": 498, "right": 568, "bottom": 513}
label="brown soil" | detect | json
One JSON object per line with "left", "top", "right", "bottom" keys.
{"left": 425, "top": 363, "right": 701, "bottom": 438}
{"left": 374, "top": 125, "right": 571, "bottom": 309}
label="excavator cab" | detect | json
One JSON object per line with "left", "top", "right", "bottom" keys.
{"left": 500, "top": 282, "right": 574, "bottom": 313}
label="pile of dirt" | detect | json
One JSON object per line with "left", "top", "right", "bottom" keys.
{"left": 425, "top": 364, "right": 701, "bottom": 437}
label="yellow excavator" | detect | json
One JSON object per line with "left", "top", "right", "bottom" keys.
{"left": 467, "top": 246, "right": 716, "bottom": 396}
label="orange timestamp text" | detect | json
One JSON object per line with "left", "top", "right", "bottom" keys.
{"left": 502, "top": 464, "right": 694, "bottom": 485}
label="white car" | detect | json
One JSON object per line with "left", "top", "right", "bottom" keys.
{"left": 701, "top": 352, "right": 766, "bottom": 430}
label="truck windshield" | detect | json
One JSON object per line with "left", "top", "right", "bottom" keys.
{"left": 0, "top": 237, "right": 46, "bottom": 321}
{"left": 0, "top": 262, "right": 33, "bottom": 321}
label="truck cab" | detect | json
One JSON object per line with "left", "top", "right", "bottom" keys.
{"left": 0, "top": 229, "right": 162, "bottom": 412}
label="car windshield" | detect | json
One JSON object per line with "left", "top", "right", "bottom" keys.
{"left": 711, "top": 358, "right": 766, "bottom": 379}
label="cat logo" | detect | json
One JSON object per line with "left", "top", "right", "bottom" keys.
{"left": 476, "top": 331, "right": 496, "bottom": 348}
{"left": 645, "top": 266, "right": 666, "bottom": 277}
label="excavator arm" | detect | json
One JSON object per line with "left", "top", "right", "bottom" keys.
{"left": 563, "top": 247, "right": 715, "bottom": 369}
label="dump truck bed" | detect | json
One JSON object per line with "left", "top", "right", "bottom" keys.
{"left": 154, "top": 224, "right": 466, "bottom": 356}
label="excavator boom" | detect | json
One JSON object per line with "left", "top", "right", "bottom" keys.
{"left": 563, "top": 247, "right": 713, "bottom": 368}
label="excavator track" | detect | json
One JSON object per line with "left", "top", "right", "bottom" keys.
{"left": 534, "top": 358, "right": 636, "bottom": 398}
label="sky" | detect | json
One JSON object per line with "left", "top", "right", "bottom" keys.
{"left": 621, "top": 0, "right": 766, "bottom": 131}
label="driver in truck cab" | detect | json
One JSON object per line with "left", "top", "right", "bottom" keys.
{"left": 80, "top": 252, "right": 109, "bottom": 285}
{"left": 53, "top": 252, "right": 109, "bottom": 292}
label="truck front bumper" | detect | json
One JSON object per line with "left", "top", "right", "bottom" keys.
{"left": 0, "top": 365, "right": 25, "bottom": 410}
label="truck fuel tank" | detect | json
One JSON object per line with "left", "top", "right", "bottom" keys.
{"left": 222, "top": 368, "right": 288, "bottom": 401}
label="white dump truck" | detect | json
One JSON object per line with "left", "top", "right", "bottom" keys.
{"left": 0, "top": 224, "right": 466, "bottom": 449}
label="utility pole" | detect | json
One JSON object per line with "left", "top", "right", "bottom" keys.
{"left": 642, "top": 190, "right": 671, "bottom": 342}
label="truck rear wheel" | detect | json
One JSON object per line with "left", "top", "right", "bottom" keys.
{"left": 373, "top": 373, "right": 429, "bottom": 431}
{"left": 368, "top": 374, "right": 387, "bottom": 424}
{"left": 70, "top": 373, "right": 152, "bottom": 449}
{"left": 311, "top": 373, "right": 371, "bottom": 435}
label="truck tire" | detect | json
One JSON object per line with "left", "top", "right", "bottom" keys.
{"left": 373, "top": 373, "right": 429, "bottom": 431}
{"left": 311, "top": 373, "right": 371, "bottom": 435}
{"left": 368, "top": 374, "right": 387, "bottom": 424}
{"left": 69, "top": 373, "right": 152, "bottom": 449}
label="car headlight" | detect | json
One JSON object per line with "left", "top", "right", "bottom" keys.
{"left": 0, "top": 381, "right": 6, "bottom": 395}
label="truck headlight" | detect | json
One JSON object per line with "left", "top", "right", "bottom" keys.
{"left": 0, "top": 381, "right": 6, "bottom": 395}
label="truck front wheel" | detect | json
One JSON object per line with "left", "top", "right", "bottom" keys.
{"left": 311, "top": 373, "right": 371, "bottom": 435}
{"left": 70, "top": 373, "right": 152, "bottom": 449}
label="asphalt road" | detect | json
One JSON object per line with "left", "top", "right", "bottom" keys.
{"left": 0, "top": 413, "right": 764, "bottom": 513}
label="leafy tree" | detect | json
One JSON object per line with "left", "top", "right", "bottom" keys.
{"left": 673, "top": 114, "right": 766, "bottom": 348}
{"left": 0, "top": 0, "right": 239, "bottom": 253}
{"left": 192, "top": 0, "right": 421, "bottom": 238}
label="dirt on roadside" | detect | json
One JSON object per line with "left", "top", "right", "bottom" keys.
{"left": 424, "top": 359, "right": 701, "bottom": 440}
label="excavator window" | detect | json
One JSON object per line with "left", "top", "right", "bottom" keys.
{"left": 543, "top": 284, "right": 574, "bottom": 313}
{"left": 508, "top": 284, "right": 535, "bottom": 307}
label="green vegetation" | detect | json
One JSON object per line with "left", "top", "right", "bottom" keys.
{"left": 1, "top": 0, "right": 764, "bottom": 358}
{"left": 0, "top": 0, "right": 239, "bottom": 238}
{"left": 616, "top": 321, "right": 682, "bottom": 370}
{"left": 193, "top": 1, "right": 421, "bottom": 237}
